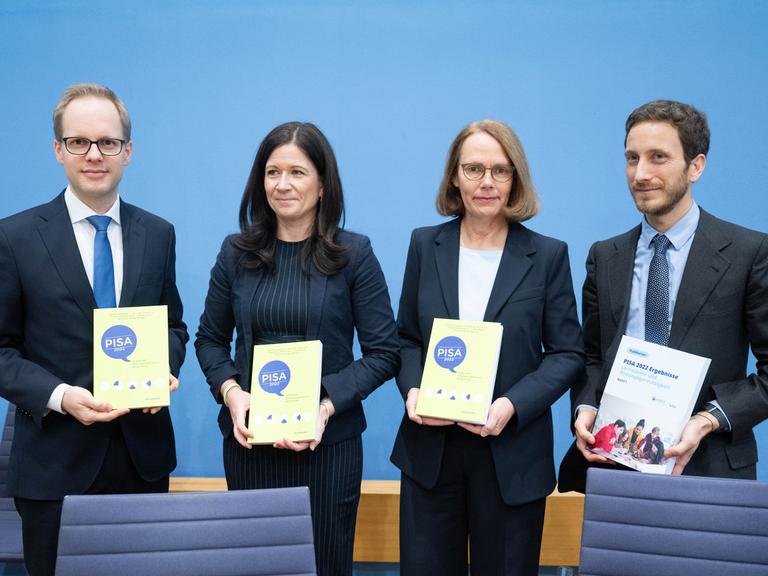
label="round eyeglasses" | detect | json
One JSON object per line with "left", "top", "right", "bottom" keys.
{"left": 461, "top": 163, "right": 515, "bottom": 183}
{"left": 60, "top": 137, "right": 126, "bottom": 156}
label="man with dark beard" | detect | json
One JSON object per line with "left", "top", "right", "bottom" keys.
{"left": 558, "top": 100, "right": 768, "bottom": 492}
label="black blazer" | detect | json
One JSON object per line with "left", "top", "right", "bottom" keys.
{"left": 390, "top": 219, "right": 584, "bottom": 505}
{"left": 565, "top": 208, "right": 768, "bottom": 480}
{"left": 0, "top": 192, "right": 188, "bottom": 499}
{"left": 195, "top": 230, "right": 400, "bottom": 445}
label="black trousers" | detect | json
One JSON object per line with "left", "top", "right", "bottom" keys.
{"left": 14, "top": 426, "right": 169, "bottom": 576}
{"left": 224, "top": 434, "right": 363, "bottom": 576}
{"left": 400, "top": 426, "right": 546, "bottom": 576}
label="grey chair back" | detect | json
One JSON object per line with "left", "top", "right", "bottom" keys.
{"left": 0, "top": 403, "right": 23, "bottom": 562}
{"left": 0, "top": 403, "right": 15, "bottom": 497}
{"left": 56, "top": 486, "right": 316, "bottom": 576}
{"left": 579, "top": 468, "right": 768, "bottom": 576}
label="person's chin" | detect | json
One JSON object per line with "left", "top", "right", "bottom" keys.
{"left": 633, "top": 198, "right": 656, "bottom": 215}
{"left": 274, "top": 208, "right": 299, "bottom": 221}
{"left": 637, "top": 202, "right": 673, "bottom": 218}
{"left": 468, "top": 202, "right": 502, "bottom": 218}
{"left": 77, "top": 184, "right": 116, "bottom": 201}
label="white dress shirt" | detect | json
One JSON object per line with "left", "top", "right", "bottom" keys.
{"left": 48, "top": 188, "right": 124, "bottom": 414}
{"left": 625, "top": 202, "right": 699, "bottom": 341}
{"left": 458, "top": 245, "right": 502, "bottom": 321}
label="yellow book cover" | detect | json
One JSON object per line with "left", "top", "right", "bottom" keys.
{"left": 416, "top": 318, "right": 503, "bottom": 424}
{"left": 248, "top": 340, "right": 322, "bottom": 444}
{"left": 93, "top": 305, "right": 170, "bottom": 409}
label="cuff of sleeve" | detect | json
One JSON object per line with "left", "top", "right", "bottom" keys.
{"left": 210, "top": 371, "right": 240, "bottom": 403}
{"left": 320, "top": 376, "right": 352, "bottom": 415}
{"left": 705, "top": 401, "right": 732, "bottom": 432}
{"left": 48, "top": 383, "right": 71, "bottom": 415}
{"left": 575, "top": 404, "right": 598, "bottom": 419}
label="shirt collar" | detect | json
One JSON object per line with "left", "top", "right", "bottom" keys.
{"left": 640, "top": 201, "right": 699, "bottom": 250}
{"left": 64, "top": 186, "right": 122, "bottom": 225}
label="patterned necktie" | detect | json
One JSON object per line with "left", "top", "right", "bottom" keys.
{"left": 86, "top": 215, "right": 116, "bottom": 308}
{"left": 645, "top": 233, "right": 671, "bottom": 346}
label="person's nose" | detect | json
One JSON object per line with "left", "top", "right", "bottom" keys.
{"left": 85, "top": 141, "right": 104, "bottom": 161}
{"left": 633, "top": 157, "right": 653, "bottom": 182}
{"left": 480, "top": 167, "right": 495, "bottom": 187}
{"left": 276, "top": 172, "right": 291, "bottom": 190}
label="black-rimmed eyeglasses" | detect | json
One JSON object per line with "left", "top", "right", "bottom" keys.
{"left": 461, "top": 163, "right": 515, "bottom": 183}
{"left": 60, "top": 137, "right": 126, "bottom": 156}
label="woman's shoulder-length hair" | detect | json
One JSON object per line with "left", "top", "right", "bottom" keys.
{"left": 436, "top": 119, "right": 539, "bottom": 222}
{"left": 234, "top": 121, "right": 347, "bottom": 275}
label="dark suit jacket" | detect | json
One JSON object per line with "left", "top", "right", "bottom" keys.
{"left": 390, "top": 219, "right": 584, "bottom": 506}
{"left": 564, "top": 208, "right": 768, "bottom": 482}
{"left": 0, "top": 192, "right": 188, "bottom": 500}
{"left": 194, "top": 230, "right": 400, "bottom": 445}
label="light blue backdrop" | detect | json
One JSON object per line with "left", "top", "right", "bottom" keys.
{"left": 1, "top": 1, "right": 767, "bottom": 480}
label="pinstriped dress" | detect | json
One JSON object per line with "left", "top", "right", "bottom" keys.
{"left": 224, "top": 239, "right": 362, "bottom": 576}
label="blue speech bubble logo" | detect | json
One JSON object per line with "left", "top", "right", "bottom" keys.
{"left": 101, "top": 325, "right": 137, "bottom": 362}
{"left": 433, "top": 336, "right": 466, "bottom": 373}
{"left": 258, "top": 360, "right": 291, "bottom": 396}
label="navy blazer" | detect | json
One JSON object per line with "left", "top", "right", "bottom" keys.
{"left": 390, "top": 219, "right": 584, "bottom": 505}
{"left": 0, "top": 192, "right": 188, "bottom": 499}
{"left": 195, "top": 230, "right": 400, "bottom": 445}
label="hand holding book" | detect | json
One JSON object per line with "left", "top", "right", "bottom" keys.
{"left": 309, "top": 398, "right": 335, "bottom": 451}
{"left": 587, "top": 336, "right": 711, "bottom": 474}
{"left": 222, "top": 380, "right": 252, "bottom": 450}
{"left": 141, "top": 373, "right": 179, "bottom": 415}
{"left": 246, "top": 341, "right": 322, "bottom": 446}
{"left": 406, "top": 388, "right": 454, "bottom": 427}
{"left": 458, "top": 397, "right": 515, "bottom": 437}
{"left": 62, "top": 386, "right": 129, "bottom": 425}
{"left": 664, "top": 412, "right": 719, "bottom": 475}
{"left": 414, "top": 319, "right": 503, "bottom": 425}
{"left": 574, "top": 407, "right": 613, "bottom": 464}
{"left": 274, "top": 397, "right": 335, "bottom": 452}
{"left": 93, "top": 305, "right": 171, "bottom": 409}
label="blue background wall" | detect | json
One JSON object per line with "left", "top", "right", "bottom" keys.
{"left": 1, "top": 1, "right": 767, "bottom": 480}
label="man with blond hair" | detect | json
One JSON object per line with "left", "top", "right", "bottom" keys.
{"left": 0, "top": 84, "right": 187, "bottom": 575}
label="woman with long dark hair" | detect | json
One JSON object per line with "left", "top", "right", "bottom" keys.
{"left": 196, "top": 122, "right": 399, "bottom": 575}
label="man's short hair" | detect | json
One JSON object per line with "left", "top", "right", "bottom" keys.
{"left": 625, "top": 99, "right": 709, "bottom": 165}
{"left": 53, "top": 83, "right": 132, "bottom": 141}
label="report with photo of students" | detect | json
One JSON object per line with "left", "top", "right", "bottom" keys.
{"left": 416, "top": 318, "right": 503, "bottom": 425}
{"left": 247, "top": 340, "right": 322, "bottom": 444}
{"left": 590, "top": 335, "right": 711, "bottom": 474}
{"left": 93, "top": 305, "right": 170, "bottom": 409}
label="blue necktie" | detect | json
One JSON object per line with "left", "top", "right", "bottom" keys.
{"left": 645, "top": 233, "right": 671, "bottom": 346}
{"left": 87, "top": 215, "right": 116, "bottom": 308}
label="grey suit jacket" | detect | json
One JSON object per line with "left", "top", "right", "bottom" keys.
{"left": 570, "top": 208, "right": 768, "bottom": 478}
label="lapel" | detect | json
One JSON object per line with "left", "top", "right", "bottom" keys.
{"left": 238, "top": 264, "right": 264, "bottom": 389}
{"left": 118, "top": 201, "right": 146, "bottom": 307}
{"left": 434, "top": 220, "right": 461, "bottom": 319}
{"left": 607, "top": 226, "right": 641, "bottom": 329}
{"left": 668, "top": 209, "right": 730, "bottom": 348}
{"left": 306, "top": 261, "right": 328, "bottom": 341}
{"left": 36, "top": 192, "right": 96, "bottom": 323}
{"left": 483, "top": 223, "right": 535, "bottom": 321}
